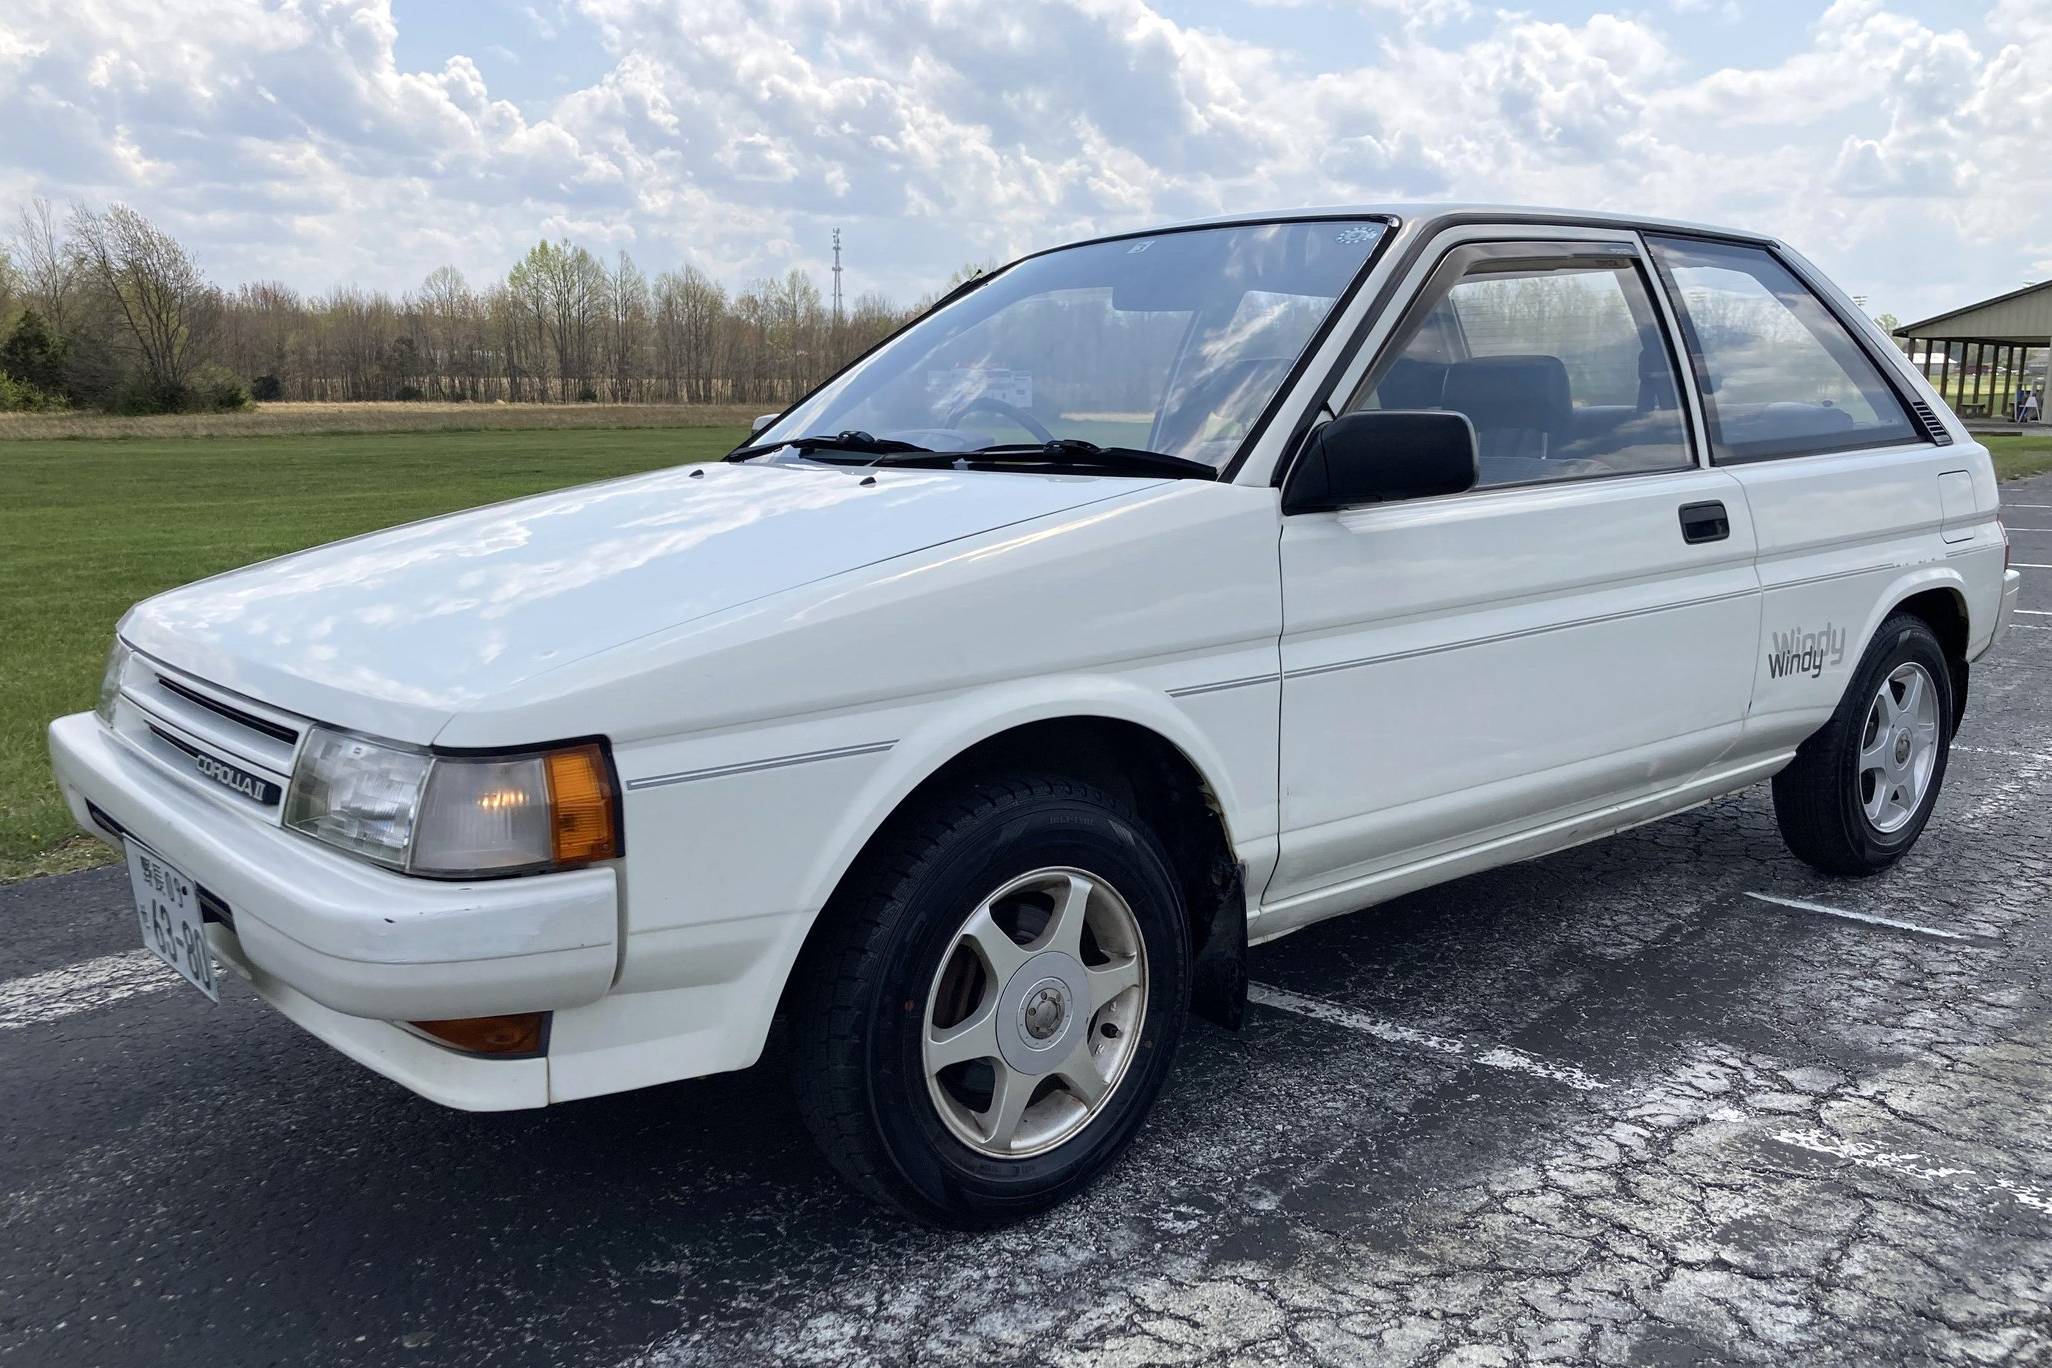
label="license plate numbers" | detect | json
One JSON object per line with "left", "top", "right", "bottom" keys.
{"left": 125, "top": 842, "right": 220, "bottom": 1003}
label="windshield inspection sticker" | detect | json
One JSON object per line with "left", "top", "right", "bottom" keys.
{"left": 1334, "top": 226, "right": 1380, "bottom": 243}
{"left": 1767, "top": 623, "right": 1847, "bottom": 680}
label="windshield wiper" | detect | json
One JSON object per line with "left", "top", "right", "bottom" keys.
{"left": 724, "top": 430, "right": 937, "bottom": 463}
{"left": 967, "top": 439, "right": 1218, "bottom": 480}
{"left": 728, "top": 432, "right": 1217, "bottom": 481}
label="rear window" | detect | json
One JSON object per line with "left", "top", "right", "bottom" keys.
{"left": 1647, "top": 237, "right": 1919, "bottom": 463}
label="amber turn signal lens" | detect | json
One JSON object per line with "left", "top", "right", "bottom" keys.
{"left": 544, "top": 743, "right": 620, "bottom": 865}
{"left": 410, "top": 1012, "right": 548, "bottom": 1056}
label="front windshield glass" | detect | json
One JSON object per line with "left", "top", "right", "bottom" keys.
{"left": 756, "top": 219, "right": 1389, "bottom": 468}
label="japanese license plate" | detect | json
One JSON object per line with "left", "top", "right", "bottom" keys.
{"left": 125, "top": 841, "right": 220, "bottom": 1003}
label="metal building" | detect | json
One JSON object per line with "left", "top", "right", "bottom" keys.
{"left": 1895, "top": 282, "right": 2050, "bottom": 422}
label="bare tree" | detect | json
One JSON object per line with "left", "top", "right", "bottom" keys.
{"left": 12, "top": 193, "right": 933, "bottom": 410}
{"left": 218, "top": 280, "right": 300, "bottom": 393}
{"left": 12, "top": 197, "right": 80, "bottom": 335}
{"left": 676, "top": 265, "right": 727, "bottom": 403}
{"left": 415, "top": 266, "right": 479, "bottom": 400}
{"left": 605, "top": 250, "right": 650, "bottom": 402}
{"left": 0, "top": 243, "right": 18, "bottom": 329}
{"left": 505, "top": 247, "right": 554, "bottom": 400}
{"left": 773, "top": 267, "right": 824, "bottom": 399}
{"left": 68, "top": 202, "right": 219, "bottom": 401}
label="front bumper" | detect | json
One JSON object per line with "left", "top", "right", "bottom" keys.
{"left": 210, "top": 929, "right": 551, "bottom": 1109}
{"left": 48, "top": 712, "right": 619, "bottom": 1027}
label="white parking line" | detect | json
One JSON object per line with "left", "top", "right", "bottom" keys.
{"left": 2017, "top": 609, "right": 2052, "bottom": 617}
{"left": 1772, "top": 1129, "right": 2052, "bottom": 1217}
{"left": 2005, "top": 503, "right": 2052, "bottom": 509}
{"left": 2012, "top": 562, "right": 2052, "bottom": 569}
{"left": 2013, "top": 623, "right": 2052, "bottom": 631}
{"left": 1248, "top": 982, "right": 1611, "bottom": 1091}
{"left": 0, "top": 950, "right": 178, "bottom": 1032}
{"left": 1954, "top": 744, "right": 2052, "bottom": 763}
{"left": 1743, "top": 892, "right": 1972, "bottom": 941}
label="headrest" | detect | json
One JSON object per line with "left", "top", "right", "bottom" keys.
{"left": 1441, "top": 354, "right": 1573, "bottom": 441}
{"left": 1376, "top": 357, "right": 1448, "bottom": 410}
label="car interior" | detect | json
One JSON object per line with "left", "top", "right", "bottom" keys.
{"left": 1359, "top": 262, "right": 1694, "bottom": 488}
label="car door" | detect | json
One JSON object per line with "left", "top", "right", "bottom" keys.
{"left": 1266, "top": 230, "right": 1761, "bottom": 919}
{"left": 1642, "top": 234, "right": 1977, "bottom": 760}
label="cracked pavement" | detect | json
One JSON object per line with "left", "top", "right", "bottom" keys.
{"left": 5, "top": 474, "right": 2052, "bottom": 1367}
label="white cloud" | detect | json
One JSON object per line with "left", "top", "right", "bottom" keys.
{"left": 0, "top": 0, "right": 2044, "bottom": 321}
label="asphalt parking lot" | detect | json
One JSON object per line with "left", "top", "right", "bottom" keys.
{"left": 5, "top": 474, "right": 2052, "bottom": 1368}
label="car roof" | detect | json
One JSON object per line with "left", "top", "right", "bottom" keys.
{"left": 1069, "top": 203, "right": 1777, "bottom": 249}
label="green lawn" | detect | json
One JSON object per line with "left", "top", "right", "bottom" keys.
{"left": 1986, "top": 433, "right": 2052, "bottom": 482}
{"left": 0, "top": 426, "right": 743, "bottom": 882}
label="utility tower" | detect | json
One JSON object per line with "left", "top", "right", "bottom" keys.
{"left": 831, "top": 228, "right": 844, "bottom": 328}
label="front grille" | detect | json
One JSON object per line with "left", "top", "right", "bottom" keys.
{"left": 126, "top": 659, "right": 301, "bottom": 771}
{"left": 157, "top": 676, "right": 300, "bottom": 745}
{"left": 115, "top": 654, "right": 304, "bottom": 820}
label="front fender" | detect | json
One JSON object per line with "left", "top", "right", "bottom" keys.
{"left": 796, "top": 674, "right": 1259, "bottom": 925}
{"left": 590, "top": 671, "right": 1270, "bottom": 1084}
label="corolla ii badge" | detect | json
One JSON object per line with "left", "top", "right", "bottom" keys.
{"left": 192, "top": 751, "right": 280, "bottom": 804}
{"left": 155, "top": 727, "right": 282, "bottom": 805}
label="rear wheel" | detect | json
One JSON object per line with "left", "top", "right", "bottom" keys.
{"left": 792, "top": 773, "right": 1190, "bottom": 1227}
{"left": 1773, "top": 613, "right": 1953, "bottom": 875}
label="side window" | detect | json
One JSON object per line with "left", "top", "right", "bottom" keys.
{"left": 1646, "top": 236, "right": 1919, "bottom": 462}
{"left": 1356, "top": 253, "right": 1692, "bottom": 490}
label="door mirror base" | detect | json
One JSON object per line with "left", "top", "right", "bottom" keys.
{"left": 1282, "top": 411, "right": 1479, "bottom": 514}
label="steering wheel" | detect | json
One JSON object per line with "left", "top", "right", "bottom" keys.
{"left": 946, "top": 394, "right": 1056, "bottom": 444}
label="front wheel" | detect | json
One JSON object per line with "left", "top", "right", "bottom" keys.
{"left": 791, "top": 774, "right": 1190, "bottom": 1227}
{"left": 1772, "top": 613, "right": 1953, "bottom": 876}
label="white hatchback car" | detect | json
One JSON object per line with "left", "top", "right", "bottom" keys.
{"left": 51, "top": 206, "right": 2020, "bottom": 1226}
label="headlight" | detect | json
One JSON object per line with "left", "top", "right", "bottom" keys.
{"left": 96, "top": 639, "right": 132, "bottom": 726}
{"left": 283, "top": 727, "right": 621, "bottom": 878}
{"left": 283, "top": 729, "right": 433, "bottom": 867}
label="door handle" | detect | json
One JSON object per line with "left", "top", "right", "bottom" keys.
{"left": 1678, "top": 500, "right": 1730, "bottom": 544}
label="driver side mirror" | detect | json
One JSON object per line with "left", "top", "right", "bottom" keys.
{"left": 750, "top": 412, "right": 780, "bottom": 437}
{"left": 1281, "top": 410, "right": 1478, "bottom": 514}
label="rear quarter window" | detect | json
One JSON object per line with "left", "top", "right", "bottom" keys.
{"left": 1647, "top": 236, "right": 1920, "bottom": 463}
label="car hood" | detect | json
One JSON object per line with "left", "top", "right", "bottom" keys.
{"left": 122, "top": 460, "right": 1157, "bottom": 743}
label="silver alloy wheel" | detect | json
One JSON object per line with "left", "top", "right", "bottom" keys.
{"left": 922, "top": 867, "right": 1148, "bottom": 1159}
{"left": 1857, "top": 661, "right": 1941, "bottom": 834}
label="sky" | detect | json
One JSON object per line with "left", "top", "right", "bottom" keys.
{"left": 0, "top": 0, "right": 2046, "bottom": 325}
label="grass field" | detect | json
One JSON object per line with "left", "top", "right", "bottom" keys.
{"left": 1987, "top": 432, "right": 2052, "bottom": 481}
{"left": 0, "top": 423, "right": 744, "bottom": 882}
{"left": 0, "top": 401, "right": 763, "bottom": 443}
{"left": 4, "top": 423, "right": 2050, "bottom": 883}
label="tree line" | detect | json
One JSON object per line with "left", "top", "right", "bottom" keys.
{"left": 0, "top": 197, "right": 932, "bottom": 414}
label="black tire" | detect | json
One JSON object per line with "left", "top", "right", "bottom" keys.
{"left": 791, "top": 772, "right": 1191, "bottom": 1228}
{"left": 1772, "top": 612, "right": 1954, "bottom": 876}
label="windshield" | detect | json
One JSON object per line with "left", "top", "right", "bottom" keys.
{"left": 754, "top": 219, "right": 1389, "bottom": 469}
